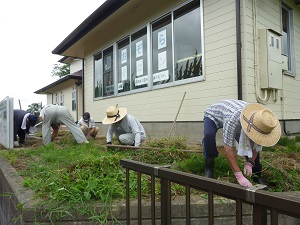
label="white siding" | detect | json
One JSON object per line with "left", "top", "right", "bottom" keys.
{"left": 81, "top": 0, "right": 240, "bottom": 124}
{"left": 241, "top": 0, "right": 300, "bottom": 120}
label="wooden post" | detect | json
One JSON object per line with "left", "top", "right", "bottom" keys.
{"left": 168, "top": 92, "right": 186, "bottom": 138}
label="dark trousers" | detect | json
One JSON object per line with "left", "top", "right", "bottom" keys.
{"left": 202, "top": 117, "right": 262, "bottom": 173}
{"left": 16, "top": 128, "right": 26, "bottom": 143}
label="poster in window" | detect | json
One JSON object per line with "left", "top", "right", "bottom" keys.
{"left": 121, "top": 49, "right": 127, "bottom": 64}
{"left": 136, "top": 40, "right": 143, "bottom": 58}
{"left": 158, "top": 29, "right": 166, "bottom": 50}
{"left": 135, "top": 75, "right": 148, "bottom": 86}
{"left": 158, "top": 51, "right": 167, "bottom": 71}
{"left": 153, "top": 70, "right": 169, "bottom": 82}
{"left": 136, "top": 59, "right": 143, "bottom": 76}
{"left": 104, "top": 54, "right": 112, "bottom": 71}
{"left": 122, "top": 65, "right": 127, "bottom": 81}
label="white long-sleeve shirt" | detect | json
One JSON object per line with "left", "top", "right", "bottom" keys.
{"left": 106, "top": 114, "right": 146, "bottom": 146}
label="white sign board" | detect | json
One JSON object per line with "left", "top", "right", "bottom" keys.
{"left": 0, "top": 96, "right": 14, "bottom": 149}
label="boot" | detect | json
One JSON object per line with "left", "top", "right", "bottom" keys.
{"left": 252, "top": 171, "right": 264, "bottom": 184}
{"left": 204, "top": 158, "right": 214, "bottom": 178}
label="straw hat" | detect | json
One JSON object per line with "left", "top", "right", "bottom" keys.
{"left": 102, "top": 105, "right": 127, "bottom": 124}
{"left": 240, "top": 103, "right": 281, "bottom": 147}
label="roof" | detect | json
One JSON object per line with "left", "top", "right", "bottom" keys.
{"left": 52, "top": 0, "right": 129, "bottom": 56}
{"left": 34, "top": 70, "right": 82, "bottom": 94}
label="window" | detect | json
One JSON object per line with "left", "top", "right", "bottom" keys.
{"left": 131, "top": 27, "right": 148, "bottom": 90}
{"left": 174, "top": 0, "right": 202, "bottom": 80}
{"left": 103, "top": 46, "right": 114, "bottom": 97}
{"left": 117, "top": 37, "right": 130, "bottom": 93}
{"left": 72, "top": 89, "right": 77, "bottom": 111}
{"left": 94, "top": 52, "right": 103, "bottom": 98}
{"left": 55, "top": 94, "right": 59, "bottom": 104}
{"left": 282, "top": 3, "right": 296, "bottom": 76}
{"left": 60, "top": 95, "right": 64, "bottom": 106}
{"left": 152, "top": 14, "right": 173, "bottom": 86}
{"left": 93, "top": 0, "right": 203, "bottom": 99}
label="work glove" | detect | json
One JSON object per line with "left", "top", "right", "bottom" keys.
{"left": 243, "top": 162, "right": 253, "bottom": 177}
{"left": 234, "top": 172, "right": 253, "bottom": 187}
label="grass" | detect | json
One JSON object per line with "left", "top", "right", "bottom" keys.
{"left": 1, "top": 132, "right": 300, "bottom": 223}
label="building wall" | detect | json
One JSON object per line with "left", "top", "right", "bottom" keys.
{"left": 82, "top": 0, "right": 239, "bottom": 126}
{"left": 70, "top": 59, "right": 82, "bottom": 74}
{"left": 241, "top": 0, "right": 300, "bottom": 124}
{"left": 50, "top": 0, "right": 300, "bottom": 143}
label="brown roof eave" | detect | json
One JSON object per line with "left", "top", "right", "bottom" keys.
{"left": 34, "top": 71, "right": 82, "bottom": 94}
{"left": 52, "top": 0, "right": 129, "bottom": 55}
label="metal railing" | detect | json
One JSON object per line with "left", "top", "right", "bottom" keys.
{"left": 120, "top": 158, "right": 300, "bottom": 225}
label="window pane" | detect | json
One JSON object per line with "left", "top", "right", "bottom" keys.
{"left": 152, "top": 14, "right": 173, "bottom": 86}
{"left": 131, "top": 27, "right": 148, "bottom": 89}
{"left": 72, "top": 91, "right": 76, "bottom": 111}
{"left": 282, "top": 7, "right": 289, "bottom": 56}
{"left": 117, "top": 37, "right": 130, "bottom": 93}
{"left": 103, "top": 46, "right": 114, "bottom": 97}
{"left": 174, "top": 0, "right": 202, "bottom": 81}
{"left": 94, "top": 52, "right": 103, "bottom": 98}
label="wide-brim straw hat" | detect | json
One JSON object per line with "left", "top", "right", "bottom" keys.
{"left": 102, "top": 105, "right": 127, "bottom": 124}
{"left": 240, "top": 103, "right": 281, "bottom": 147}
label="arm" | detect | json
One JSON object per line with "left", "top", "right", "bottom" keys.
{"left": 248, "top": 150, "right": 258, "bottom": 164}
{"left": 129, "top": 119, "right": 142, "bottom": 147}
{"left": 88, "top": 118, "right": 96, "bottom": 135}
{"left": 224, "top": 145, "right": 241, "bottom": 173}
{"left": 106, "top": 125, "right": 114, "bottom": 143}
{"left": 224, "top": 144, "right": 253, "bottom": 187}
{"left": 77, "top": 120, "right": 82, "bottom": 127}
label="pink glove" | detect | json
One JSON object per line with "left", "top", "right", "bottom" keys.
{"left": 234, "top": 172, "right": 253, "bottom": 187}
{"left": 243, "top": 162, "right": 253, "bottom": 177}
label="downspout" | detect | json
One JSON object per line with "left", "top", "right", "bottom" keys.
{"left": 236, "top": 0, "right": 243, "bottom": 100}
{"left": 81, "top": 59, "right": 85, "bottom": 116}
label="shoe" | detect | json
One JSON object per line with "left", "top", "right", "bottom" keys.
{"left": 204, "top": 158, "right": 215, "bottom": 178}
{"left": 253, "top": 176, "right": 264, "bottom": 184}
{"left": 14, "top": 141, "right": 19, "bottom": 147}
{"left": 81, "top": 140, "right": 89, "bottom": 144}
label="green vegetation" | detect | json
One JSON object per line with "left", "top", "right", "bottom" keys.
{"left": 0, "top": 133, "right": 300, "bottom": 223}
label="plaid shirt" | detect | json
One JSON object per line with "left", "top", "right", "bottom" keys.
{"left": 204, "top": 100, "right": 248, "bottom": 147}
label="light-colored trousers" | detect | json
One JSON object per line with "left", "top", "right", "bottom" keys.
{"left": 115, "top": 127, "right": 135, "bottom": 145}
{"left": 42, "top": 105, "right": 87, "bottom": 145}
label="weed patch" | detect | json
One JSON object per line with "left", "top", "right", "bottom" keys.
{"left": 1, "top": 132, "right": 300, "bottom": 223}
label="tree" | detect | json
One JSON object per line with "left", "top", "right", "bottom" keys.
{"left": 51, "top": 63, "right": 70, "bottom": 78}
{"left": 27, "top": 102, "right": 42, "bottom": 115}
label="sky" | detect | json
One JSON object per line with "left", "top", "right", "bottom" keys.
{"left": 0, "top": 0, "right": 106, "bottom": 110}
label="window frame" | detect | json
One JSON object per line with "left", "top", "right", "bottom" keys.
{"left": 72, "top": 88, "right": 77, "bottom": 111}
{"left": 93, "top": 0, "right": 204, "bottom": 100}
{"left": 281, "top": 2, "right": 296, "bottom": 77}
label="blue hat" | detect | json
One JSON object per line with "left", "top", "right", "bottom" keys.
{"left": 28, "top": 114, "right": 38, "bottom": 126}
{"left": 83, "top": 112, "right": 90, "bottom": 122}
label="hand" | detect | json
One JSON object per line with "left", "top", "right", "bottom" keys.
{"left": 106, "top": 142, "right": 112, "bottom": 145}
{"left": 234, "top": 172, "right": 253, "bottom": 187}
{"left": 243, "top": 162, "right": 253, "bottom": 177}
